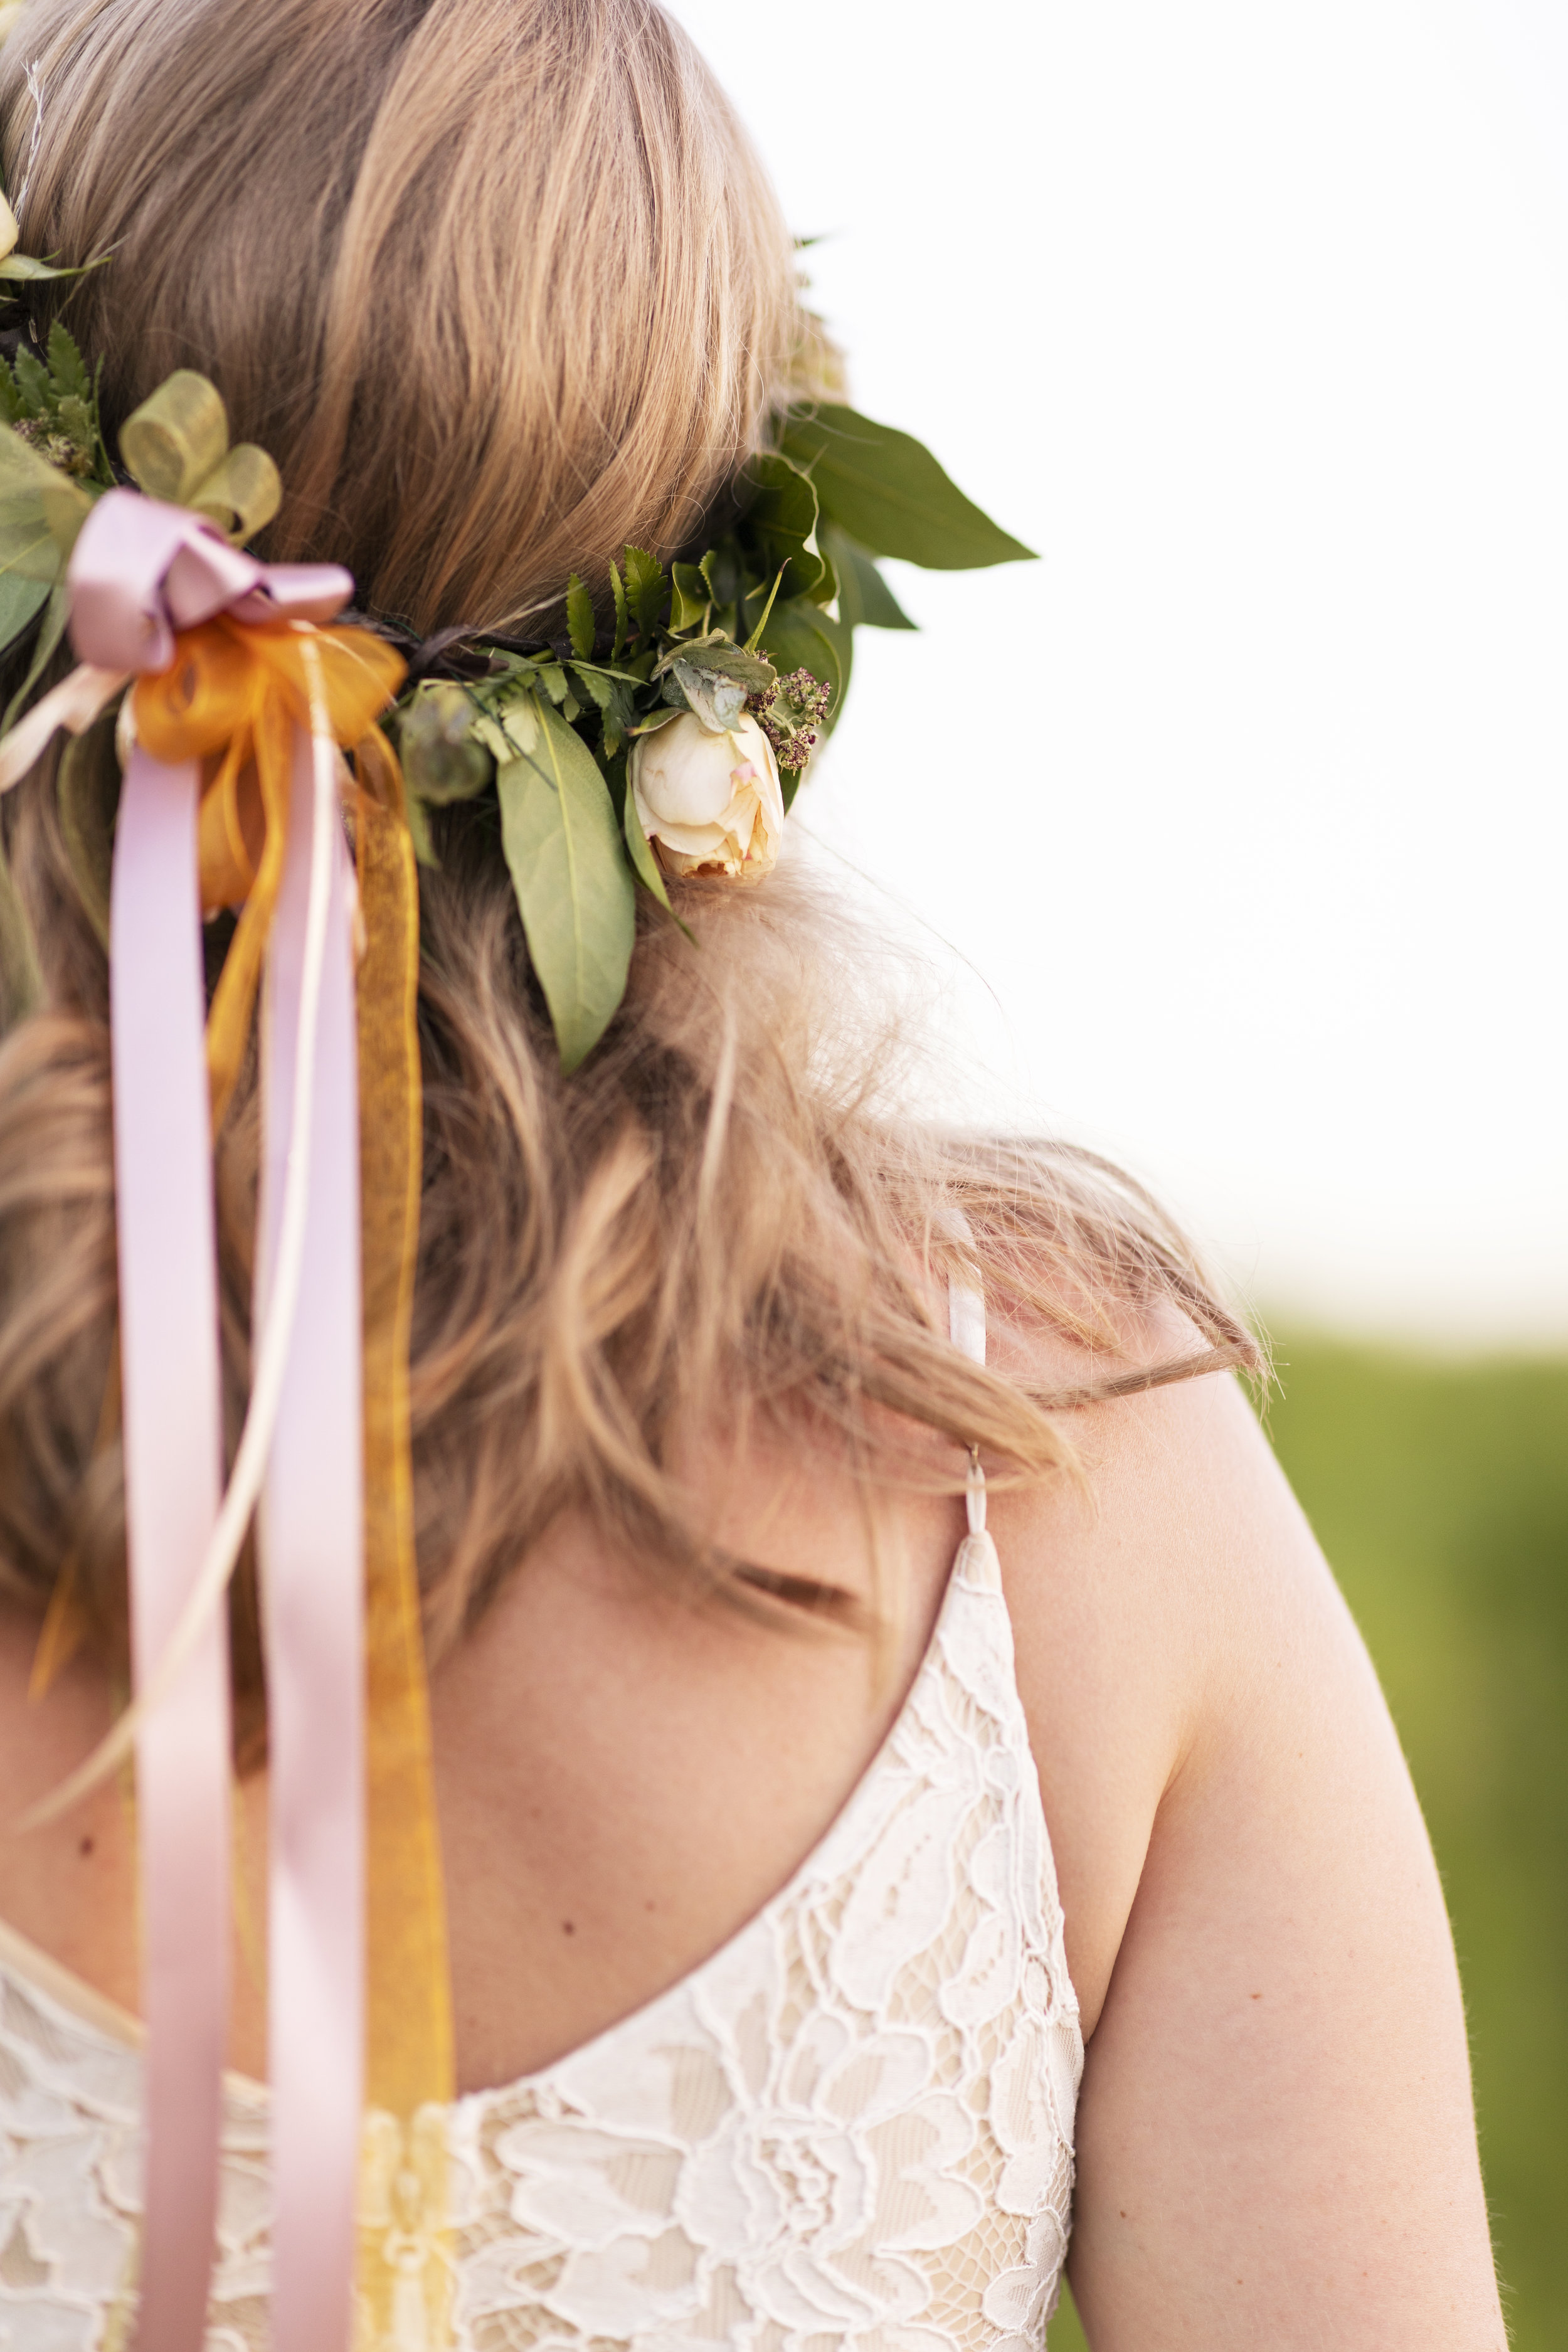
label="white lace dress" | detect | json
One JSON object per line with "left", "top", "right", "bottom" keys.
{"left": 0, "top": 1488, "right": 1083, "bottom": 2351}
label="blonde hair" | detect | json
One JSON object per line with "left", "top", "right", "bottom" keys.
{"left": 4, "top": 0, "right": 799, "bottom": 627}
{"left": 0, "top": 0, "right": 1258, "bottom": 1741}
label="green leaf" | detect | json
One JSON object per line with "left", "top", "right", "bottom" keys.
{"left": 671, "top": 659, "right": 748, "bottom": 734}
{"left": 585, "top": 673, "right": 635, "bottom": 762}
{"left": 404, "top": 788, "right": 439, "bottom": 869}
{"left": 45, "top": 323, "right": 90, "bottom": 405}
{"left": 756, "top": 597, "right": 852, "bottom": 734}
{"left": 0, "top": 373, "right": 21, "bottom": 428}
{"left": 669, "top": 561, "right": 707, "bottom": 632}
{"left": 623, "top": 546, "right": 666, "bottom": 638}
{"left": 56, "top": 712, "right": 121, "bottom": 950}
{"left": 0, "top": 818, "right": 41, "bottom": 1030}
{"left": 779, "top": 403, "right": 1036, "bottom": 569}
{"left": 0, "top": 570, "right": 49, "bottom": 661}
{"left": 609, "top": 559, "right": 628, "bottom": 661}
{"left": 654, "top": 633, "right": 773, "bottom": 693}
{"left": 397, "top": 681, "right": 495, "bottom": 803}
{"left": 568, "top": 662, "right": 612, "bottom": 712}
{"left": 740, "top": 450, "right": 823, "bottom": 600}
{"left": 700, "top": 539, "right": 748, "bottom": 610}
{"left": 743, "top": 566, "right": 786, "bottom": 654}
{"left": 566, "top": 571, "right": 596, "bottom": 661}
{"left": 822, "top": 523, "right": 916, "bottom": 630}
{"left": 497, "top": 694, "right": 635, "bottom": 1071}
{"left": 472, "top": 712, "right": 513, "bottom": 766}
{"left": 622, "top": 760, "right": 674, "bottom": 909}
{"left": 11, "top": 346, "right": 52, "bottom": 418}
{"left": 500, "top": 696, "right": 539, "bottom": 756}
{"left": 535, "top": 662, "right": 570, "bottom": 708}
{"left": 0, "top": 253, "right": 97, "bottom": 284}
{"left": 2, "top": 580, "right": 69, "bottom": 733}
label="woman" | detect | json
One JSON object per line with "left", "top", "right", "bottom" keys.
{"left": 0, "top": 0, "right": 1506, "bottom": 2346}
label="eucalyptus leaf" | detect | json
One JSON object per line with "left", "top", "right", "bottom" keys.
{"left": 779, "top": 403, "right": 1035, "bottom": 569}
{"left": 497, "top": 694, "right": 635, "bottom": 1071}
{"left": 566, "top": 572, "right": 595, "bottom": 661}
{"left": 654, "top": 633, "right": 773, "bottom": 693}
{"left": 672, "top": 659, "right": 748, "bottom": 735}
{"left": 822, "top": 523, "right": 916, "bottom": 630}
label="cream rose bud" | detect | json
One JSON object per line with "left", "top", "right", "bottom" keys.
{"left": 630, "top": 711, "right": 785, "bottom": 882}
{"left": 0, "top": 194, "right": 17, "bottom": 263}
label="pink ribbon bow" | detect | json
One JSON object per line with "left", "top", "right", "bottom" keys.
{"left": 68, "top": 486, "right": 352, "bottom": 671}
{"left": 4, "top": 489, "right": 371, "bottom": 2351}
{"left": 0, "top": 489, "right": 354, "bottom": 790}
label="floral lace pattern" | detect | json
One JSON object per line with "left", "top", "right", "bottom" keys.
{"left": 0, "top": 1526, "right": 1081, "bottom": 2352}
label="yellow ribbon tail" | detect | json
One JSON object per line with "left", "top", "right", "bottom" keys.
{"left": 355, "top": 759, "right": 455, "bottom": 2344}
{"left": 129, "top": 616, "right": 455, "bottom": 2341}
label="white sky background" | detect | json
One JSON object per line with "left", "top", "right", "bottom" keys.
{"left": 665, "top": 0, "right": 1568, "bottom": 1346}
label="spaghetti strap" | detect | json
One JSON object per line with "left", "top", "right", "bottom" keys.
{"left": 947, "top": 1265, "right": 988, "bottom": 1532}
{"left": 947, "top": 1261, "right": 986, "bottom": 1367}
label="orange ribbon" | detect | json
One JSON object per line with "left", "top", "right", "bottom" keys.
{"left": 134, "top": 614, "right": 455, "bottom": 2342}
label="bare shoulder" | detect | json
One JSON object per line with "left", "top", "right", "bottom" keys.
{"left": 988, "top": 1314, "right": 1505, "bottom": 2347}
{"left": 986, "top": 1332, "right": 1298, "bottom": 2030}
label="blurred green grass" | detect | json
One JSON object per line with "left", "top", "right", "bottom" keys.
{"left": 1047, "top": 1332, "right": 1568, "bottom": 2350}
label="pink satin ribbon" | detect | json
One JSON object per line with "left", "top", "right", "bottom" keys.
{"left": 84, "top": 494, "right": 367, "bottom": 2349}
{"left": 256, "top": 702, "right": 366, "bottom": 2352}
{"left": 110, "top": 745, "right": 231, "bottom": 2351}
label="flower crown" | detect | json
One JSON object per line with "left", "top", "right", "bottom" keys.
{"left": 0, "top": 287, "right": 1033, "bottom": 1066}
{"left": 0, "top": 209, "right": 1032, "bottom": 2352}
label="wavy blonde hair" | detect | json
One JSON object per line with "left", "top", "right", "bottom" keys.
{"left": 0, "top": 0, "right": 1257, "bottom": 1743}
